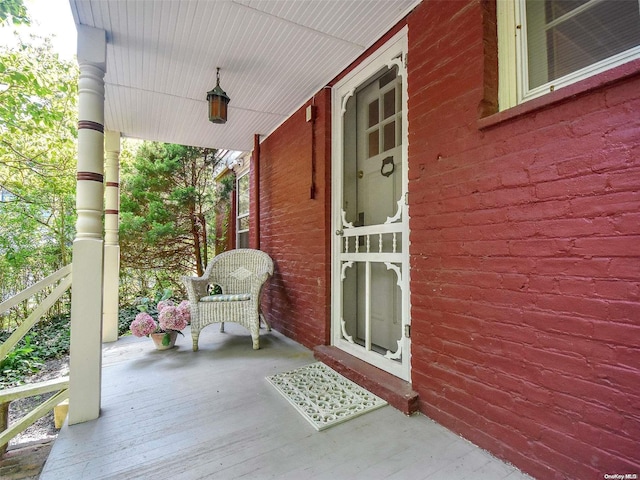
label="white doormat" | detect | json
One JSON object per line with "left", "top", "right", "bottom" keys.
{"left": 266, "top": 362, "right": 387, "bottom": 431}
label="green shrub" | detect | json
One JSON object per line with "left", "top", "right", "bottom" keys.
{"left": 118, "top": 306, "right": 138, "bottom": 336}
{"left": 0, "top": 336, "right": 44, "bottom": 388}
{"left": 0, "top": 314, "right": 70, "bottom": 387}
{"left": 30, "top": 314, "right": 71, "bottom": 360}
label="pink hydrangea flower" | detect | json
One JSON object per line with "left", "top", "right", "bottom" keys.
{"left": 130, "top": 312, "right": 158, "bottom": 337}
{"left": 157, "top": 299, "right": 175, "bottom": 313}
{"left": 130, "top": 298, "right": 190, "bottom": 338}
{"left": 176, "top": 300, "right": 191, "bottom": 324}
{"left": 158, "top": 305, "right": 188, "bottom": 331}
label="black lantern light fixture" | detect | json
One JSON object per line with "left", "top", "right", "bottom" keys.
{"left": 207, "top": 67, "right": 230, "bottom": 124}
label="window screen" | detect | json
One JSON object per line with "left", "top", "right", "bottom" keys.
{"left": 525, "top": 0, "right": 640, "bottom": 90}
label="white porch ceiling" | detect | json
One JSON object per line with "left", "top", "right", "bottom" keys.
{"left": 69, "top": 0, "right": 419, "bottom": 152}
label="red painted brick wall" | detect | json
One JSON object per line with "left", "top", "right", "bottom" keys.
{"left": 255, "top": 0, "right": 639, "bottom": 477}
{"left": 407, "top": 1, "right": 640, "bottom": 479}
{"left": 255, "top": 89, "right": 332, "bottom": 348}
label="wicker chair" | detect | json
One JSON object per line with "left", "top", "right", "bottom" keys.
{"left": 182, "top": 249, "right": 274, "bottom": 351}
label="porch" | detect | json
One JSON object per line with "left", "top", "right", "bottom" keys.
{"left": 41, "top": 323, "right": 531, "bottom": 480}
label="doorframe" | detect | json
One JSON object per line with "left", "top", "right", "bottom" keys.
{"left": 330, "top": 27, "right": 410, "bottom": 381}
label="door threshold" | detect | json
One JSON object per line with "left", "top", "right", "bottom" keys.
{"left": 314, "top": 345, "right": 419, "bottom": 415}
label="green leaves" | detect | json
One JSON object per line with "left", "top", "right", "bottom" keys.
{"left": 170, "top": 186, "right": 197, "bottom": 204}
{"left": 0, "top": 35, "right": 78, "bottom": 326}
{"left": 0, "top": 0, "right": 30, "bottom": 26}
{"left": 0, "top": 316, "right": 71, "bottom": 388}
{"left": 0, "top": 336, "right": 43, "bottom": 388}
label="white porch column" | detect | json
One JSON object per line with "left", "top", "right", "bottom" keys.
{"left": 69, "top": 25, "right": 107, "bottom": 425}
{"left": 103, "top": 131, "right": 120, "bottom": 343}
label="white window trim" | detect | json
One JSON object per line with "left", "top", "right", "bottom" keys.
{"left": 236, "top": 171, "right": 249, "bottom": 247}
{"left": 497, "top": 0, "right": 518, "bottom": 110}
{"left": 498, "top": 0, "right": 640, "bottom": 110}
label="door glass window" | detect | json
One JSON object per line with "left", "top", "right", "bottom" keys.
{"left": 368, "top": 131, "right": 379, "bottom": 158}
{"left": 383, "top": 89, "right": 395, "bottom": 119}
{"left": 368, "top": 100, "right": 379, "bottom": 128}
{"left": 343, "top": 65, "right": 402, "bottom": 228}
{"left": 384, "top": 122, "right": 396, "bottom": 152}
{"left": 362, "top": 67, "right": 401, "bottom": 160}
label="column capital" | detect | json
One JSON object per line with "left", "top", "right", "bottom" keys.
{"left": 105, "top": 131, "right": 121, "bottom": 153}
{"left": 77, "top": 25, "right": 107, "bottom": 71}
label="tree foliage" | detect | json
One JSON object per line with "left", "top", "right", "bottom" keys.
{"left": 0, "top": 0, "right": 30, "bottom": 26}
{"left": 0, "top": 35, "right": 78, "bottom": 325}
{"left": 119, "top": 142, "right": 219, "bottom": 281}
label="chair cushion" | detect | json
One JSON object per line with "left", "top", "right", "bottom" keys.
{"left": 200, "top": 293, "right": 251, "bottom": 303}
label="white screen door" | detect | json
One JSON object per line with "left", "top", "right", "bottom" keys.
{"left": 332, "top": 31, "right": 410, "bottom": 381}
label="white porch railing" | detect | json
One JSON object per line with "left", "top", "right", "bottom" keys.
{"left": 0, "top": 265, "right": 72, "bottom": 454}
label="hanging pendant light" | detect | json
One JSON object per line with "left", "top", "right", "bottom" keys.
{"left": 207, "top": 67, "right": 230, "bottom": 124}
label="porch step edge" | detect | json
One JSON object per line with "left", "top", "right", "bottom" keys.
{"left": 313, "top": 345, "right": 419, "bottom": 415}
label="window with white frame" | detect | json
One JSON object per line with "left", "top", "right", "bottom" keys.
{"left": 498, "top": 0, "right": 640, "bottom": 109}
{"left": 236, "top": 172, "right": 249, "bottom": 248}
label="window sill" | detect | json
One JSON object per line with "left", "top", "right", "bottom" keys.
{"left": 478, "top": 58, "right": 640, "bottom": 130}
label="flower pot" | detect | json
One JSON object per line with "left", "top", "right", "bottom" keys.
{"left": 150, "top": 331, "right": 178, "bottom": 350}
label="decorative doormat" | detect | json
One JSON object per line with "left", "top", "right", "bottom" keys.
{"left": 266, "top": 362, "right": 387, "bottom": 431}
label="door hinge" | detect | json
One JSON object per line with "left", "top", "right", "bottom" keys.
{"left": 404, "top": 324, "right": 411, "bottom": 338}
{"left": 404, "top": 53, "right": 408, "bottom": 68}
{"left": 404, "top": 192, "right": 409, "bottom": 205}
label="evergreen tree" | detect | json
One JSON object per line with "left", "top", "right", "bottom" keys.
{"left": 119, "top": 142, "right": 218, "bottom": 277}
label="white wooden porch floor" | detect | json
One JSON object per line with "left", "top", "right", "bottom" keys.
{"left": 41, "top": 324, "right": 533, "bottom": 480}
